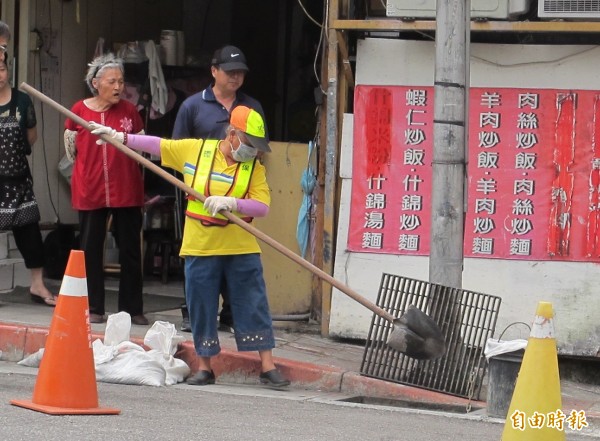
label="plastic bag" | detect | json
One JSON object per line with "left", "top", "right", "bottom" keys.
{"left": 17, "top": 348, "right": 44, "bottom": 367}
{"left": 146, "top": 349, "right": 190, "bottom": 385}
{"left": 95, "top": 341, "right": 166, "bottom": 386}
{"left": 18, "top": 318, "right": 189, "bottom": 386}
{"left": 144, "top": 321, "right": 185, "bottom": 356}
{"left": 95, "top": 320, "right": 189, "bottom": 386}
{"left": 104, "top": 312, "right": 131, "bottom": 346}
{"left": 92, "top": 339, "right": 119, "bottom": 366}
{"left": 143, "top": 321, "right": 189, "bottom": 385}
{"left": 484, "top": 338, "right": 528, "bottom": 359}
{"left": 58, "top": 155, "right": 73, "bottom": 185}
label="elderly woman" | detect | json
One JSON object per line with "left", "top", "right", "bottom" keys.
{"left": 64, "top": 53, "right": 148, "bottom": 325}
{"left": 0, "top": 41, "right": 56, "bottom": 306}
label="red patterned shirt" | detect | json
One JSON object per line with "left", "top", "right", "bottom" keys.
{"left": 66, "top": 99, "right": 144, "bottom": 210}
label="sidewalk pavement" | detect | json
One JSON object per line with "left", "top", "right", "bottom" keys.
{"left": 0, "top": 278, "right": 599, "bottom": 433}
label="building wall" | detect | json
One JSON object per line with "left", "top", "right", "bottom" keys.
{"left": 253, "top": 142, "right": 313, "bottom": 316}
{"left": 329, "top": 38, "right": 600, "bottom": 356}
{"left": 25, "top": 0, "right": 185, "bottom": 225}
{"left": 20, "top": 0, "right": 312, "bottom": 315}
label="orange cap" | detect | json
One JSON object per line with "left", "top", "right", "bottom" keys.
{"left": 230, "top": 106, "right": 271, "bottom": 152}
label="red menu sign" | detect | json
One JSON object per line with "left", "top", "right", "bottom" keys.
{"left": 348, "top": 85, "right": 600, "bottom": 262}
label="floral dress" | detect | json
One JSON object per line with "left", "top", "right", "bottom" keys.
{"left": 0, "top": 89, "right": 40, "bottom": 230}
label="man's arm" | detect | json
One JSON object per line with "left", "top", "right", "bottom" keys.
{"left": 172, "top": 103, "right": 192, "bottom": 139}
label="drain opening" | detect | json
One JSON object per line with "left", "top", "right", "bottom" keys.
{"left": 338, "top": 396, "right": 482, "bottom": 414}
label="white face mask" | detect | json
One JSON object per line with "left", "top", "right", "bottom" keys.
{"left": 231, "top": 136, "right": 258, "bottom": 162}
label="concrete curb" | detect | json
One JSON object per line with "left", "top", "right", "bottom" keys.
{"left": 0, "top": 322, "right": 481, "bottom": 410}
{"left": 3, "top": 321, "right": 600, "bottom": 433}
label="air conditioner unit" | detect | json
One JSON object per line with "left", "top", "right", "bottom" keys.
{"left": 386, "top": 0, "right": 531, "bottom": 20}
{"left": 538, "top": 0, "right": 600, "bottom": 19}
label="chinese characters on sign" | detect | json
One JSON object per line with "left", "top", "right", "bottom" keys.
{"left": 510, "top": 409, "right": 588, "bottom": 432}
{"left": 349, "top": 86, "right": 433, "bottom": 255}
{"left": 348, "top": 85, "right": 600, "bottom": 262}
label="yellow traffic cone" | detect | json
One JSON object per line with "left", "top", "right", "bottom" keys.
{"left": 501, "top": 301, "right": 564, "bottom": 440}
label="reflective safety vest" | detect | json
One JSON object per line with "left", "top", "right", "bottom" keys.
{"left": 186, "top": 139, "right": 256, "bottom": 226}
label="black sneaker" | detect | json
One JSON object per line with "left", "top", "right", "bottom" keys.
{"left": 217, "top": 320, "right": 234, "bottom": 334}
{"left": 186, "top": 370, "right": 216, "bottom": 386}
{"left": 259, "top": 369, "right": 290, "bottom": 389}
{"left": 180, "top": 316, "right": 191, "bottom": 332}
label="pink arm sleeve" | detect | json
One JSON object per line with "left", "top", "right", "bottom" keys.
{"left": 126, "top": 134, "right": 162, "bottom": 157}
{"left": 236, "top": 199, "right": 269, "bottom": 218}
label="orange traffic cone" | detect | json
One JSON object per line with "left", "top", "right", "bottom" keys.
{"left": 11, "top": 250, "right": 120, "bottom": 415}
{"left": 501, "top": 301, "right": 563, "bottom": 440}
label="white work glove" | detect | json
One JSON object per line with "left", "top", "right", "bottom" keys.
{"left": 204, "top": 196, "right": 237, "bottom": 216}
{"left": 89, "top": 121, "right": 124, "bottom": 145}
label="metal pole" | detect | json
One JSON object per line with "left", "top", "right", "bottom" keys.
{"left": 429, "top": 0, "right": 470, "bottom": 288}
{"left": 321, "top": 0, "right": 340, "bottom": 336}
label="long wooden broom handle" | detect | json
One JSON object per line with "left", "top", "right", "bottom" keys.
{"left": 20, "top": 82, "right": 396, "bottom": 323}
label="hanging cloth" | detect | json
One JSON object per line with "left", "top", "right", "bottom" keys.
{"left": 296, "top": 141, "right": 317, "bottom": 258}
{"left": 93, "top": 37, "right": 105, "bottom": 59}
{"left": 144, "top": 40, "right": 168, "bottom": 116}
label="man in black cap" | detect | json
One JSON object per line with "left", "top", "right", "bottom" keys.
{"left": 172, "top": 45, "right": 268, "bottom": 332}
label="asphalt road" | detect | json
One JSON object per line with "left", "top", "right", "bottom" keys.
{"left": 0, "top": 362, "right": 595, "bottom": 441}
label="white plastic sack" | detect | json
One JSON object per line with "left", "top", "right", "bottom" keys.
{"left": 484, "top": 338, "right": 528, "bottom": 360}
{"left": 144, "top": 321, "right": 185, "bottom": 355}
{"left": 95, "top": 341, "right": 166, "bottom": 387}
{"left": 92, "top": 338, "right": 120, "bottom": 365}
{"left": 145, "top": 349, "right": 190, "bottom": 385}
{"left": 17, "top": 348, "right": 44, "bottom": 367}
{"left": 95, "top": 320, "right": 189, "bottom": 386}
{"left": 17, "top": 319, "right": 189, "bottom": 386}
{"left": 104, "top": 312, "right": 131, "bottom": 346}
{"left": 143, "top": 321, "right": 189, "bottom": 385}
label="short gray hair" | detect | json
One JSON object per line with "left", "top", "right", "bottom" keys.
{"left": 85, "top": 53, "right": 124, "bottom": 95}
{"left": 0, "top": 21, "right": 10, "bottom": 41}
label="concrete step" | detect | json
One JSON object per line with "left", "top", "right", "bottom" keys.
{"left": 0, "top": 257, "right": 28, "bottom": 291}
{"left": 0, "top": 232, "right": 28, "bottom": 291}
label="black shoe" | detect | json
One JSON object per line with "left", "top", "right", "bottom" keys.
{"left": 181, "top": 317, "right": 191, "bottom": 332}
{"left": 186, "top": 370, "right": 216, "bottom": 386}
{"left": 131, "top": 314, "right": 149, "bottom": 326}
{"left": 259, "top": 369, "right": 290, "bottom": 388}
{"left": 89, "top": 313, "right": 106, "bottom": 324}
{"left": 180, "top": 304, "right": 191, "bottom": 332}
{"left": 217, "top": 320, "right": 234, "bottom": 334}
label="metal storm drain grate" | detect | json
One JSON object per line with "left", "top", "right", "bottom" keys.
{"left": 360, "top": 273, "right": 502, "bottom": 399}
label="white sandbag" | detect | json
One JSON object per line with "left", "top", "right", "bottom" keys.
{"left": 143, "top": 321, "right": 189, "bottom": 385}
{"left": 17, "top": 348, "right": 44, "bottom": 367}
{"left": 104, "top": 312, "right": 132, "bottom": 346}
{"left": 144, "top": 321, "right": 185, "bottom": 356}
{"left": 92, "top": 338, "right": 119, "bottom": 365}
{"left": 95, "top": 341, "right": 166, "bottom": 387}
{"left": 18, "top": 319, "right": 189, "bottom": 387}
{"left": 146, "top": 349, "right": 190, "bottom": 385}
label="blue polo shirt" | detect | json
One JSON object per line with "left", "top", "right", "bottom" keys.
{"left": 171, "top": 85, "right": 268, "bottom": 140}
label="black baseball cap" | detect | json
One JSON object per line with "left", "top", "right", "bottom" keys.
{"left": 211, "top": 45, "right": 249, "bottom": 72}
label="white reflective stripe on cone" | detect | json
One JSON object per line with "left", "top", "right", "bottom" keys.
{"left": 58, "top": 275, "right": 88, "bottom": 297}
{"left": 530, "top": 315, "right": 555, "bottom": 339}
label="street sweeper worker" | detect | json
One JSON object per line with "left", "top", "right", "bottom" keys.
{"left": 87, "top": 105, "right": 290, "bottom": 388}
